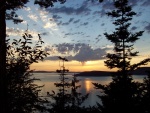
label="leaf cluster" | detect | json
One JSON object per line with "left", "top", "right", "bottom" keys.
{"left": 34, "top": 0, "right": 66, "bottom": 8}
{"left": 5, "top": 0, "right": 29, "bottom": 24}
{"left": 6, "top": 32, "right": 49, "bottom": 113}
{"left": 5, "top": 0, "right": 66, "bottom": 24}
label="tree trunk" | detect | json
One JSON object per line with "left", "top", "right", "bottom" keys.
{"left": 0, "top": 0, "right": 7, "bottom": 113}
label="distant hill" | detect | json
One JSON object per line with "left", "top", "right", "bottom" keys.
{"left": 75, "top": 71, "right": 114, "bottom": 77}
{"left": 75, "top": 67, "right": 150, "bottom": 77}
{"left": 133, "top": 67, "right": 150, "bottom": 75}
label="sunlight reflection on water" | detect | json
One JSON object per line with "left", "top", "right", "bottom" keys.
{"left": 33, "top": 73, "right": 146, "bottom": 107}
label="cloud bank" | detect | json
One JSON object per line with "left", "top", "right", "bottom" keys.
{"left": 44, "top": 43, "right": 107, "bottom": 62}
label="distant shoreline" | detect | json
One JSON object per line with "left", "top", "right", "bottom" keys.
{"left": 33, "top": 67, "right": 150, "bottom": 76}
{"left": 33, "top": 71, "right": 79, "bottom": 74}
{"left": 75, "top": 67, "right": 150, "bottom": 76}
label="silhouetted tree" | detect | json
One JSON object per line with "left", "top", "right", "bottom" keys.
{"left": 50, "top": 57, "right": 70, "bottom": 113}
{"left": 48, "top": 57, "right": 88, "bottom": 113}
{"left": 93, "top": 0, "right": 150, "bottom": 113}
{"left": 0, "top": 1, "right": 29, "bottom": 112}
{"left": 140, "top": 72, "right": 150, "bottom": 113}
{"left": 34, "top": 0, "right": 66, "bottom": 8}
{"left": 0, "top": 1, "right": 66, "bottom": 112}
{"left": 66, "top": 75, "right": 89, "bottom": 113}
{"left": 6, "top": 32, "right": 49, "bottom": 113}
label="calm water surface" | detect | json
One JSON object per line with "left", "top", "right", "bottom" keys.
{"left": 33, "top": 73, "right": 146, "bottom": 107}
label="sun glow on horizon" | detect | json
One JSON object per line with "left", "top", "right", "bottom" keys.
{"left": 30, "top": 55, "right": 150, "bottom": 72}
{"left": 30, "top": 59, "right": 112, "bottom": 72}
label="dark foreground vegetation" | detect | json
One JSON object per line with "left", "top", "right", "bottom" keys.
{"left": 93, "top": 0, "right": 150, "bottom": 113}
{"left": 0, "top": 0, "right": 150, "bottom": 113}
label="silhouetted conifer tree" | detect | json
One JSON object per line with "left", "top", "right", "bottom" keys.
{"left": 6, "top": 32, "right": 49, "bottom": 113}
{"left": 49, "top": 57, "right": 70, "bottom": 113}
{"left": 48, "top": 57, "right": 88, "bottom": 113}
{"left": 67, "top": 75, "right": 89, "bottom": 113}
{"left": 93, "top": 0, "right": 150, "bottom": 113}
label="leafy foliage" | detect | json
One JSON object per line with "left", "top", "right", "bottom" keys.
{"left": 1, "top": 1, "right": 66, "bottom": 113}
{"left": 5, "top": 0, "right": 67, "bottom": 24}
{"left": 6, "top": 32, "right": 49, "bottom": 113}
{"left": 5, "top": 0, "right": 29, "bottom": 24}
{"left": 34, "top": 0, "right": 66, "bottom": 8}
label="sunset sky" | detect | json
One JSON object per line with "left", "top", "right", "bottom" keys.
{"left": 6, "top": 0, "right": 150, "bottom": 72}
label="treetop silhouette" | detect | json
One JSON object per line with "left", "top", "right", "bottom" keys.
{"left": 93, "top": 0, "right": 150, "bottom": 113}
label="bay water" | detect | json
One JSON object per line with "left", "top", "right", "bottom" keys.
{"left": 33, "top": 72, "right": 146, "bottom": 107}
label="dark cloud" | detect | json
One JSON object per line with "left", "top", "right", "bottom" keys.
{"left": 52, "top": 14, "right": 62, "bottom": 21}
{"left": 47, "top": 43, "right": 80, "bottom": 54}
{"left": 44, "top": 46, "right": 52, "bottom": 52}
{"left": 57, "top": 21, "right": 63, "bottom": 25}
{"left": 73, "top": 19, "right": 80, "bottom": 24}
{"left": 93, "top": 11, "right": 101, "bottom": 15}
{"left": 94, "top": 19, "right": 100, "bottom": 22}
{"left": 61, "top": 22, "right": 70, "bottom": 26}
{"left": 100, "top": 9, "right": 107, "bottom": 17}
{"left": 64, "top": 33, "right": 72, "bottom": 36}
{"left": 128, "top": 0, "right": 139, "bottom": 7}
{"left": 57, "top": 43, "right": 73, "bottom": 54}
{"left": 136, "top": 12, "right": 142, "bottom": 17}
{"left": 41, "top": 32, "right": 49, "bottom": 36}
{"left": 91, "top": 0, "right": 144, "bottom": 18}
{"left": 101, "top": 1, "right": 114, "bottom": 10}
{"left": 57, "top": 17, "right": 74, "bottom": 26}
{"left": 44, "top": 43, "right": 107, "bottom": 62}
{"left": 130, "top": 0, "right": 149, "bottom": 7}
{"left": 101, "top": 23, "right": 105, "bottom": 26}
{"left": 48, "top": 6, "right": 75, "bottom": 15}
{"left": 87, "top": 0, "right": 100, "bottom": 6}
{"left": 80, "top": 22, "right": 89, "bottom": 26}
{"left": 141, "top": 21, "right": 149, "bottom": 24}
{"left": 131, "top": 26, "right": 137, "bottom": 31}
{"left": 47, "top": 3, "right": 91, "bottom": 16}
{"left": 93, "top": 10, "right": 106, "bottom": 17}
{"left": 86, "top": 35, "right": 90, "bottom": 37}
{"left": 68, "top": 18, "right": 74, "bottom": 23}
{"left": 145, "top": 23, "right": 150, "bottom": 33}
{"left": 63, "top": 32, "right": 84, "bottom": 38}
{"left": 141, "top": 0, "right": 150, "bottom": 6}
{"left": 71, "top": 44, "right": 106, "bottom": 62}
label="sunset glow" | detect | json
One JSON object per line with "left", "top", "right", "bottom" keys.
{"left": 30, "top": 55, "right": 150, "bottom": 72}
{"left": 7, "top": 0, "right": 150, "bottom": 72}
